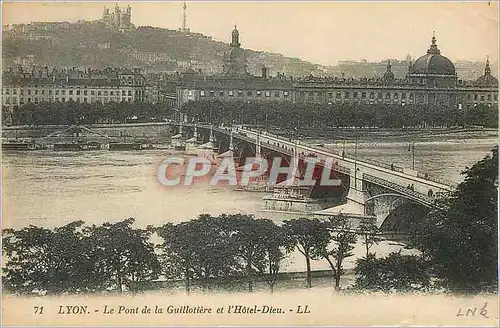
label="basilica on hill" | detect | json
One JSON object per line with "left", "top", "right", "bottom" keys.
{"left": 176, "top": 27, "right": 498, "bottom": 110}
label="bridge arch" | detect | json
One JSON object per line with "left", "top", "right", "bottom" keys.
{"left": 365, "top": 193, "right": 430, "bottom": 232}
{"left": 379, "top": 202, "right": 430, "bottom": 234}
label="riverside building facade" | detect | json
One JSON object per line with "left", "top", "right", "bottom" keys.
{"left": 175, "top": 28, "right": 498, "bottom": 110}
{"left": 2, "top": 67, "right": 146, "bottom": 110}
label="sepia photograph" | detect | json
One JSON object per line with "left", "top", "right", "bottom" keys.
{"left": 1, "top": 1, "right": 499, "bottom": 326}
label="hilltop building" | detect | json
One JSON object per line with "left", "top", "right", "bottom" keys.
{"left": 102, "top": 5, "right": 135, "bottom": 32}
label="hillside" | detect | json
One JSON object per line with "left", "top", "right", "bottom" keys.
{"left": 2, "top": 21, "right": 324, "bottom": 77}
{"left": 2, "top": 20, "right": 495, "bottom": 80}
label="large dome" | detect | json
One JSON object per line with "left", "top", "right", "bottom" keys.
{"left": 410, "top": 34, "right": 456, "bottom": 75}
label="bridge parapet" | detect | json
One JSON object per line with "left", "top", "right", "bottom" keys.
{"left": 416, "top": 172, "right": 459, "bottom": 189}
{"left": 183, "top": 123, "right": 458, "bottom": 193}
{"left": 240, "top": 127, "right": 458, "bottom": 190}
{"left": 364, "top": 173, "right": 442, "bottom": 205}
{"left": 302, "top": 143, "right": 459, "bottom": 189}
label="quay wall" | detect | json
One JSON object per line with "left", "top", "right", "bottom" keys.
{"left": 2, "top": 123, "right": 174, "bottom": 140}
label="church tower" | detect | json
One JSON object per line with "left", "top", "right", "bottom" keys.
{"left": 223, "top": 25, "right": 248, "bottom": 77}
{"left": 230, "top": 25, "right": 241, "bottom": 48}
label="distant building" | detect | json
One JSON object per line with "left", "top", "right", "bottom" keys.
{"left": 474, "top": 57, "right": 498, "bottom": 87}
{"left": 2, "top": 22, "right": 67, "bottom": 44}
{"left": 102, "top": 5, "right": 135, "bottom": 32}
{"left": 2, "top": 66, "right": 145, "bottom": 110}
{"left": 175, "top": 29, "right": 498, "bottom": 110}
{"left": 222, "top": 26, "right": 248, "bottom": 77}
{"left": 129, "top": 51, "right": 176, "bottom": 64}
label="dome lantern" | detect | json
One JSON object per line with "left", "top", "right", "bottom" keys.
{"left": 427, "top": 31, "right": 441, "bottom": 55}
{"left": 485, "top": 56, "right": 491, "bottom": 76}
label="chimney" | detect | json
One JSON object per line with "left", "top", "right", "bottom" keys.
{"left": 262, "top": 66, "right": 267, "bottom": 78}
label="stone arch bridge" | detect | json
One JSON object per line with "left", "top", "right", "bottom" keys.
{"left": 169, "top": 121, "right": 457, "bottom": 234}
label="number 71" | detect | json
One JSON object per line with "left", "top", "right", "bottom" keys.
{"left": 34, "top": 306, "right": 44, "bottom": 314}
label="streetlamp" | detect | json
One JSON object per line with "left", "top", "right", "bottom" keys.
{"left": 354, "top": 136, "right": 358, "bottom": 189}
{"left": 408, "top": 142, "right": 415, "bottom": 170}
{"left": 342, "top": 127, "right": 346, "bottom": 158}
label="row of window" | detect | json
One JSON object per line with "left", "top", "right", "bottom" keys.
{"left": 3, "top": 96, "right": 137, "bottom": 104}
{"left": 296, "top": 98, "right": 428, "bottom": 105}
{"left": 466, "top": 94, "right": 498, "bottom": 101}
{"left": 196, "top": 90, "right": 290, "bottom": 98}
{"left": 119, "top": 80, "right": 144, "bottom": 86}
{"left": 188, "top": 89, "right": 498, "bottom": 102}
{"left": 3, "top": 89, "right": 140, "bottom": 96}
{"left": 313, "top": 91, "right": 413, "bottom": 100}
{"left": 3, "top": 84, "right": 143, "bottom": 89}
{"left": 298, "top": 91, "right": 497, "bottom": 101}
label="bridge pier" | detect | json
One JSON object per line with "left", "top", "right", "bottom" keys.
{"left": 185, "top": 123, "right": 200, "bottom": 155}
{"left": 171, "top": 122, "right": 185, "bottom": 151}
{"left": 314, "top": 167, "right": 376, "bottom": 227}
{"left": 345, "top": 169, "right": 369, "bottom": 214}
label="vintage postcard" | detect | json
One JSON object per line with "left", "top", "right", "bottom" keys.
{"left": 1, "top": 1, "right": 498, "bottom": 326}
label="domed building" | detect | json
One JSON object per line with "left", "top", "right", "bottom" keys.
{"left": 171, "top": 29, "right": 497, "bottom": 111}
{"left": 474, "top": 58, "right": 498, "bottom": 87}
{"left": 408, "top": 32, "right": 457, "bottom": 88}
{"left": 222, "top": 26, "right": 248, "bottom": 77}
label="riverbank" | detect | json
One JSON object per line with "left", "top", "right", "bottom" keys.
{"left": 271, "top": 126, "right": 498, "bottom": 142}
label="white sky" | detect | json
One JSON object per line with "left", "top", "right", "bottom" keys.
{"left": 2, "top": 1, "right": 498, "bottom": 66}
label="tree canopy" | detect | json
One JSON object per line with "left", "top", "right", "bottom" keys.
{"left": 409, "top": 147, "right": 498, "bottom": 293}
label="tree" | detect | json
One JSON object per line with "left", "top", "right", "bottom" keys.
{"left": 357, "top": 219, "right": 380, "bottom": 258}
{"left": 224, "top": 214, "right": 267, "bottom": 292}
{"left": 84, "top": 218, "right": 161, "bottom": 293}
{"left": 282, "top": 218, "right": 331, "bottom": 288}
{"left": 226, "top": 215, "right": 291, "bottom": 293}
{"left": 320, "top": 215, "right": 357, "bottom": 290}
{"left": 253, "top": 223, "right": 291, "bottom": 293}
{"left": 3, "top": 224, "right": 63, "bottom": 294}
{"left": 157, "top": 222, "right": 195, "bottom": 294}
{"left": 157, "top": 214, "right": 239, "bottom": 293}
{"left": 2, "top": 221, "right": 97, "bottom": 294}
{"left": 354, "top": 252, "right": 430, "bottom": 292}
{"left": 409, "top": 147, "right": 498, "bottom": 293}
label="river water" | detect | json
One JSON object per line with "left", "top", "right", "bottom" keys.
{"left": 2, "top": 129, "right": 497, "bottom": 273}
